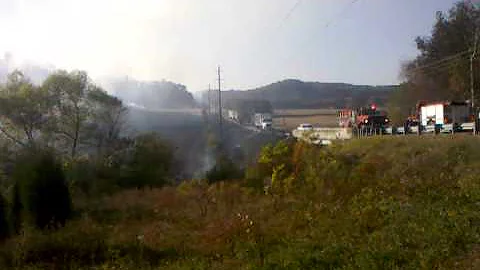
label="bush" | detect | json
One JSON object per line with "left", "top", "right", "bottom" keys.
{"left": 64, "top": 158, "right": 97, "bottom": 196}
{"left": 0, "top": 137, "right": 478, "bottom": 268}
{"left": 11, "top": 149, "right": 72, "bottom": 231}
{"left": 119, "top": 133, "right": 173, "bottom": 189}
{"left": 205, "top": 156, "right": 243, "bottom": 184}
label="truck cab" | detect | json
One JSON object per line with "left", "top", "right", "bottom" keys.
{"left": 254, "top": 113, "right": 273, "bottom": 130}
{"left": 355, "top": 104, "right": 389, "bottom": 129}
{"left": 261, "top": 119, "right": 272, "bottom": 129}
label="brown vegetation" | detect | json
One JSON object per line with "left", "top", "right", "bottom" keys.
{"left": 273, "top": 109, "right": 338, "bottom": 129}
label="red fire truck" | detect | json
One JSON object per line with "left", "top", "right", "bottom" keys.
{"left": 338, "top": 104, "right": 390, "bottom": 129}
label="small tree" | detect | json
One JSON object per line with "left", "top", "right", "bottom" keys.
{"left": 119, "top": 133, "right": 173, "bottom": 189}
{"left": 11, "top": 149, "right": 72, "bottom": 230}
{"left": 206, "top": 155, "right": 243, "bottom": 184}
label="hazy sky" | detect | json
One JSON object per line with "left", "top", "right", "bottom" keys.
{"left": 0, "top": 0, "right": 461, "bottom": 91}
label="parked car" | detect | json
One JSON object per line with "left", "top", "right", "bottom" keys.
{"left": 297, "top": 123, "right": 314, "bottom": 131}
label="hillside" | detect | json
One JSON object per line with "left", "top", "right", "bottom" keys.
{"left": 2, "top": 136, "right": 478, "bottom": 269}
{"left": 104, "top": 78, "right": 197, "bottom": 110}
{"left": 203, "top": 79, "right": 398, "bottom": 109}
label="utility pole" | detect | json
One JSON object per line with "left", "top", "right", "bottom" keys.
{"left": 470, "top": 33, "right": 477, "bottom": 109}
{"left": 471, "top": 26, "right": 479, "bottom": 134}
{"left": 471, "top": 1, "right": 480, "bottom": 135}
{"left": 208, "top": 83, "right": 211, "bottom": 115}
{"left": 217, "top": 66, "right": 223, "bottom": 141}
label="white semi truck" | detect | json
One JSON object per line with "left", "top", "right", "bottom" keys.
{"left": 254, "top": 113, "right": 273, "bottom": 130}
{"left": 418, "top": 101, "right": 474, "bottom": 133}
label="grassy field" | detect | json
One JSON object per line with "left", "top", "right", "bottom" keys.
{"left": 0, "top": 136, "right": 479, "bottom": 269}
{"left": 274, "top": 109, "right": 338, "bottom": 116}
{"left": 273, "top": 109, "right": 338, "bottom": 130}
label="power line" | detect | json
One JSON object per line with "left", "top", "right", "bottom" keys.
{"left": 278, "top": 0, "right": 303, "bottom": 29}
{"left": 413, "top": 61, "right": 467, "bottom": 77}
{"left": 267, "top": 0, "right": 362, "bottom": 78}
{"left": 406, "top": 49, "right": 472, "bottom": 73}
{"left": 414, "top": 56, "right": 469, "bottom": 74}
{"left": 246, "top": 0, "right": 305, "bottom": 66}
{"left": 324, "top": 0, "right": 361, "bottom": 28}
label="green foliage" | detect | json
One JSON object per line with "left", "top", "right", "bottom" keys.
{"left": 0, "top": 71, "right": 50, "bottom": 147}
{"left": 42, "top": 70, "right": 128, "bottom": 160}
{"left": 246, "top": 140, "right": 295, "bottom": 193}
{"left": 11, "top": 149, "right": 72, "bottom": 230}
{"left": 0, "top": 137, "right": 478, "bottom": 268}
{"left": 119, "top": 133, "right": 173, "bottom": 189}
{"left": 63, "top": 133, "right": 174, "bottom": 196}
{"left": 0, "top": 70, "right": 128, "bottom": 163}
{"left": 394, "top": 1, "right": 480, "bottom": 113}
{"left": 205, "top": 155, "right": 243, "bottom": 184}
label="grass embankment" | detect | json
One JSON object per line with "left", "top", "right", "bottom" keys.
{"left": 1, "top": 136, "right": 480, "bottom": 269}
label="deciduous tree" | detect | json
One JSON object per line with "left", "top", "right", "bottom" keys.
{"left": 396, "top": 2, "right": 480, "bottom": 111}
{"left": 0, "top": 71, "right": 49, "bottom": 147}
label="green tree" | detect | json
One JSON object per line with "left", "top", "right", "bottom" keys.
{"left": 11, "top": 149, "right": 72, "bottom": 230}
{"left": 119, "top": 133, "right": 173, "bottom": 189}
{"left": 0, "top": 71, "right": 50, "bottom": 147}
{"left": 245, "top": 141, "right": 294, "bottom": 192}
{"left": 42, "top": 71, "right": 95, "bottom": 159}
{"left": 86, "top": 88, "right": 128, "bottom": 159}
{"left": 396, "top": 2, "right": 480, "bottom": 111}
{"left": 42, "top": 70, "right": 128, "bottom": 160}
{"left": 205, "top": 155, "right": 243, "bottom": 184}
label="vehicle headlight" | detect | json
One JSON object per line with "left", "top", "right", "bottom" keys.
{"left": 385, "top": 119, "right": 389, "bottom": 122}
{"left": 365, "top": 119, "right": 369, "bottom": 123}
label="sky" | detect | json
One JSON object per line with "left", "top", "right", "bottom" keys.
{"left": 0, "top": 0, "right": 463, "bottom": 91}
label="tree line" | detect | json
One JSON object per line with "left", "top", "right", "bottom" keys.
{"left": 389, "top": 1, "right": 480, "bottom": 123}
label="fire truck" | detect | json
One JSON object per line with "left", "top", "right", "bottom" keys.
{"left": 338, "top": 104, "right": 390, "bottom": 130}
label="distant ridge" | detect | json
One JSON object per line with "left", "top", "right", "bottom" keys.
{"left": 201, "top": 79, "right": 399, "bottom": 109}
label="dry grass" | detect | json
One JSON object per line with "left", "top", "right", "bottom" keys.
{"left": 274, "top": 109, "right": 338, "bottom": 116}
{"left": 273, "top": 109, "right": 339, "bottom": 130}
{"left": 273, "top": 115, "right": 338, "bottom": 130}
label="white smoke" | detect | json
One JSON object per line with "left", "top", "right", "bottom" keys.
{"left": 0, "top": 52, "right": 55, "bottom": 85}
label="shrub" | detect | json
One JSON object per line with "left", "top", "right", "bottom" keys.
{"left": 119, "top": 133, "right": 173, "bottom": 189}
{"left": 205, "top": 156, "right": 243, "bottom": 184}
{"left": 0, "top": 137, "right": 478, "bottom": 268}
{"left": 64, "top": 158, "right": 97, "bottom": 196}
{"left": 11, "top": 149, "right": 72, "bottom": 231}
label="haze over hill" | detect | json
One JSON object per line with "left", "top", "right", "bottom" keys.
{"left": 203, "top": 79, "right": 399, "bottom": 109}
{"left": 102, "top": 77, "right": 197, "bottom": 110}
{"left": 0, "top": 53, "right": 54, "bottom": 85}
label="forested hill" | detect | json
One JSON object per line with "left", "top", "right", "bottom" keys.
{"left": 204, "top": 79, "right": 399, "bottom": 109}
{"left": 100, "top": 78, "right": 197, "bottom": 110}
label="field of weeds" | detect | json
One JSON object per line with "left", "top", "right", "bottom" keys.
{"left": 1, "top": 136, "right": 479, "bottom": 269}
